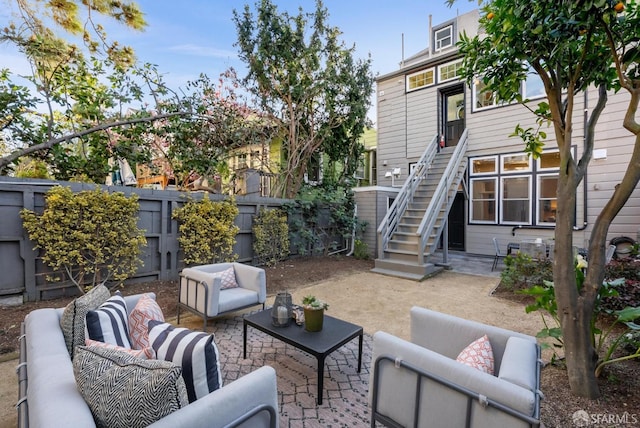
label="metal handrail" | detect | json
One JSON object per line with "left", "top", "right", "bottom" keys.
{"left": 416, "top": 129, "right": 469, "bottom": 264}
{"left": 377, "top": 134, "right": 439, "bottom": 259}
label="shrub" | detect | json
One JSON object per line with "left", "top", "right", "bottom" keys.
{"left": 252, "top": 208, "right": 289, "bottom": 267}
{"left": 499, "top": 252, "right": 553, "bottom": 291}
{"left": 20, "top": 186, "right": 146, "bottom": 292}
{"left": 172, "top": 195, "right": 239, "bottom": 265}
{"left": 602, "top": 259, "right": 640, "bottom": 311}
{"left": 353, "top": 239, "right": 369, "bottom": 260}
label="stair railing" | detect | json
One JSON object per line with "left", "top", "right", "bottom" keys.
{"left": 416, "top": 129, "right": 469, "bottom": 264}
{"left": 377, "top": 134, "right": 439, "bottom": 259}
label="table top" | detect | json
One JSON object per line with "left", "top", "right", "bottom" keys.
{"left": 244, "top": 309, "right": 363, "bottom": 355}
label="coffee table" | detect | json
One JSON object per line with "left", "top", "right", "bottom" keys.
{"left": 243, "top": 309, "right": 363, "bottom": 405}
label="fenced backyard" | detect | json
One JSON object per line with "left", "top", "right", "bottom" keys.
{"left": 0, "top": 177, "right": 297, "bottom": 302}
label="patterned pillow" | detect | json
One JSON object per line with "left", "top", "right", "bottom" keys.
{"left": 149, "top": 320, "right": 223, "bottom": 403}
{"left": 85, "top": 338, "right": 155, "bottom": 359}
{"left": 86, "top": 291, "right": 132, "bottom": 349}
{"left": 129, "top": 294, "right": 164, "bottom": 350}
{"left": 455, "top": 335, "right": 495, "bottom": 375}
{"left": 60, "top": 284, "right": 110, "bottom": 358}
{"left": 73, "top": 345, "right": 188, "bottom": 428}
{"left": 214, "top": 266, "right": 238, "bottom": 289}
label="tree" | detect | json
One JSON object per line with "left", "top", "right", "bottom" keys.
{"left": 454, "top": 0, "right": 640, "bottom": 398}
{"left": 233, "top": 0, "right": 374, "bottom": 198}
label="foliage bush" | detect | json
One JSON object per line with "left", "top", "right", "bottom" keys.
{"left": 252, "top": 208, "right": 289, "bottom": 267}
{"left": 602, "top": 259, "right": 640, "bottom": 311}
{"left": 283, "top": 184, "right": 365, "bottom": 256}
{"left": 20, "top": 186, "right": 146, "bottom": 292}
{"left": 353, "top": 239, "right": 370, "bottom": 260}
{"left": 172, "top": 195, "right": 239, "bottom": 265}
{"left": 499, "top": 252, "right": 553, "bottom": 291}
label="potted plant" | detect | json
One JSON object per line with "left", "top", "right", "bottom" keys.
{"left": 302, "top": 295, "right": 329, "bottom": 332}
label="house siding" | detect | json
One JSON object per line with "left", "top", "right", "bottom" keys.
{"left": 374, "top": 9, "right": 640, "bottom": 257}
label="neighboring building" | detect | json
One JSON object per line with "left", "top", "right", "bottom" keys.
{"left": 358, "top": 9, "right": 640, "bottom": 279}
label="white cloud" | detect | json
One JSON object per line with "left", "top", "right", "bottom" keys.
{"left": 167, "top": 44, "right": 237, "bottom": 59}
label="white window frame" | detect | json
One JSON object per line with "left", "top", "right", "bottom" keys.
{"left": 537, "top": 149, "right": 561, "bottom": 171}
{"left": 470, "top": 177, "right": 498, "bottom": 224}
{"left": 471, "top": 155, "right": 498, "bottom": 176}
{"left": 438, "top": 60, "right": 463, "bottom": 83}
{"left": 434, "top": 25, "right": 453, "bottom": 51}
{"left": 501, "top": 153, "right": 532, "bottom": 174}
{"left": 537, "top": 173, "right": 559, "bottom": 225}
{"left": 500, "top": 175, "right": 532, "bottom": 225}
{"left": 406, "top": 68, "right": 435, "bottom": 92}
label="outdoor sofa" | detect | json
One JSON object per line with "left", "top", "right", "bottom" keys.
{"left": 370, "top": 306, "right": 543, "bottom": 427}
{"left": 17, "top": 292, "right": 278, "bottom": 428}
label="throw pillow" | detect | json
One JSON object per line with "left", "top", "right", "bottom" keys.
{"left": 148, "top": 320, "right": 223, "bottom": 403}
{"left": 128, "top": 294, "right": 164, "bottom": 350}
{"left": 86, "top": 291, "right": 132, "bottom": 349}
{"left": 85, "top": 338, "right": 155, "bottom": 359}
{"left": 60, "top": 284, "right": 111, "bottom": 358}
{"left": 455, "top": 334, "right": 495, "bottom": 375}
{"left": 214, "top": 266, "right": 238, "bottom": 289}
{"left": 73, "top": 345, "right": 188, "bottom": 428}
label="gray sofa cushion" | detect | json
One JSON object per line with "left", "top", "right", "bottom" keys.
{"left": 498, "top": 336, "right": 538, "bottom": 392}
{"left": 59, "top": 284, "right": 110, "bottom": 358}
{"left": 73, "top": 345, "right": 189, "bottom": 428}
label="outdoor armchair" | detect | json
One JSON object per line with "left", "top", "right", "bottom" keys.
{"left": 178, "top": 262, "right": 267, "bottom": 329}
{"left": 370, "top": 307, "right": 543, "bottom": 428}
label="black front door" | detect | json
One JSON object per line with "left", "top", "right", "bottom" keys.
{"left": 448, "top": 192, "right": 465, "bottom": 250}
{"left": 442, "top": 86, "right": 465, "bottom": 147}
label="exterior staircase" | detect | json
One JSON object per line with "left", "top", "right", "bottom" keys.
{"left": 373, "top": 130, "right": 469, "bottom": 280}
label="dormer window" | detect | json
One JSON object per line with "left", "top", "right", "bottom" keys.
{"left": 434, "top": 25, "right": 453, "bottom": 51}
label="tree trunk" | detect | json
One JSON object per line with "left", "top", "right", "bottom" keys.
{"left": 554, "top": 156, "right": 601, "bottom": 398}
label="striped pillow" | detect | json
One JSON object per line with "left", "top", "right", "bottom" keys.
{"left": 86, "top": 291, "right": 132, "bottom": 349}
{"left": 148, "top": 321, "right": 223, "bottom": 403}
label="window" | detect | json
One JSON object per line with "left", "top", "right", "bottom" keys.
{"left": 470, "top": 178, "right": 497, "bottom": 223}
{"left": 434, "top": 25, "right": 453, "bottom": 51}
{"left": 469, "top": 150, "right": 561, "bottom": 226}
{"left": 538, "top": 175, "right": 558, "bottom": 224}
{"left": 502, "top": 154, "right": 531, "bottom": 173}
{"left": 501, "top": 176, "right": 531, "bottom": 223}
{"left": 438, "top": 60, "right": 463, "bottom": 83}
{"left": 407, "top": 68, "right": 435, "bottom": 91}
{"left": 238, "top": 153, "right": 247, "bottom": 169}
{"left": 523, "top": 65, "right": 545, "bottom": 99}
{"left": 473, "top": 79, "right": 501, "bottom": 110}
{"left": 472, "top": 156, "right": 497, "bottom": 175}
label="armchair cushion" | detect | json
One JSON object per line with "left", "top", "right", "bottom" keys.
{"left": 456, "top": 334, "right": 495, "bottom": 375}
{"left": 149, "top": 321, "right": 223, "bottom": 403}
{"left": 85, "top": 291, "right": 132, "bottom": 349}
{"left": 498, "top": 336, "right": 538, "bottom": 392}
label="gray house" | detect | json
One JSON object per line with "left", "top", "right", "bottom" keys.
{"left": 353, "top": 9, "right": 640, "bottom": 279}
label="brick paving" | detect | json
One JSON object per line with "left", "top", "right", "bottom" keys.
{"left": 208, "top": 314, "right": 373, "bottom": 427}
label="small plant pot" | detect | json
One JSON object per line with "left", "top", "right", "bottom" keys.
{"left": 303, "top": 307, "right": 324, "bottom": 332}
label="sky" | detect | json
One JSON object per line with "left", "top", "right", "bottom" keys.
{"left": 0, "top": 0, "right": 478, "bottom": 124}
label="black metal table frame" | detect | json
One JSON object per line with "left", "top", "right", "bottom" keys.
{"left": 243, "top": 310, "right": 363, "bottom": 405}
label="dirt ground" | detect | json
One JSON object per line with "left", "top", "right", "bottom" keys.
{"left": 1, "top": 255, "right": 638, "bottom": 427}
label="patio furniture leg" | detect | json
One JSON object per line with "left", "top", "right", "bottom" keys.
{"left": 358, "top": 333, "right": 363, "bottom": 373}
{"left": 243, "top": 320, "right": 248, "bottom": 359}
{"left": 317, "top": 355, "right": 326, "bottom": 405}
